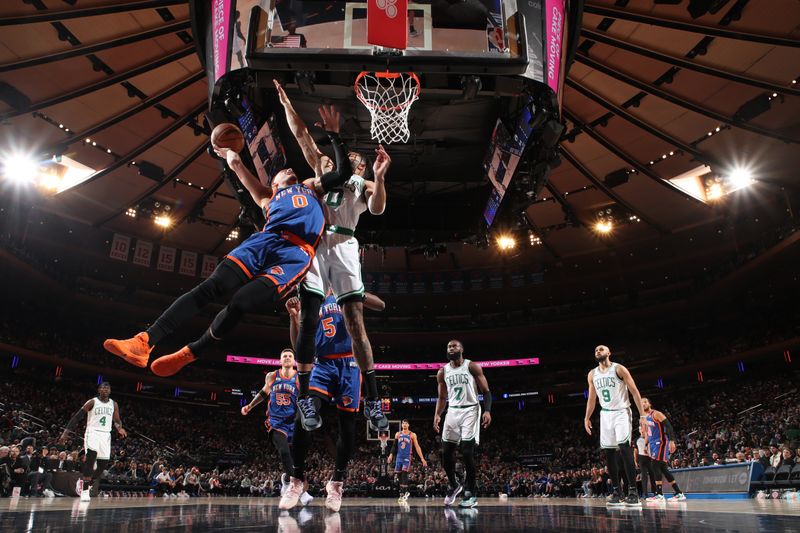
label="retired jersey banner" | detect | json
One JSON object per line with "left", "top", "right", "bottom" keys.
{"left": 201, "top": 255, "right": 218, "bottom": 278}
{"left": 179, "top": 251, "right": 198, "bottom": 276}
{"left": 109, "top": 234, "right": 131, "bottom": 261}
{"left": 132, "top": 240, "right": 153, "bottom": 267}
{"left": 157, "top": 246, "right": 176, "bottom": 272}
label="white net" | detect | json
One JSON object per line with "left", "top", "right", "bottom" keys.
{"left": 355, "top": 72, "right": 420, "bottom": 144}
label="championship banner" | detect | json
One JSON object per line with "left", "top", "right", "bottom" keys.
{"left": 156, "top": 246, "right": 176, "bottom": 272}
{"left": 200, "top": 255, "right": 218, "bottom": 278}
{"left": 132, "top": 240, "right": 153, "bottom": 267}
{"left": 179, "top": 251, "right": 198, "bottom": 276}
{"left": 227, "top": 355, "right": 540, "bottom": 370}
{"left": 109, "top": 234, "right": 130, "bottom": 262}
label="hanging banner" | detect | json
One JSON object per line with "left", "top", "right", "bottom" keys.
{"left": 109, "top": 234, "right": 131, "bottom": 261}
{"left": 545, "top": 0, "right": 566, "bottom": 96}
{"left": 132, "top": 240, "right": 153, "bottom": 267}
{"left": 157, "top": 246, "right": 176, "bottom": 272}
{"left": 179, "top": 251, "right": 198, "bottom": 276}
{"left": 201, "top": 255, "right": 218, "bottom": 278}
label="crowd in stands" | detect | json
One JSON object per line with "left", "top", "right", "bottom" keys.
{"left": 1, "top": 368, "right": 797, "bottom": 499}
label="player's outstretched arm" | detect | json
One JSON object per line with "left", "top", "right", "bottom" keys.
{"left": 274, "top": 80, "right": 325, "bottom": 177}
{"left": 113, "top": 401, "right": 127, "bottom": 438}
{"left": 303, "top": 105, "right": 352, "bottom": 195}
{"left": 285, "top": 296, "right": 301, "bottom": 350}
{"left": 242, "top": 373, "right": 273, "bottom": 416}
{"left": 363, "top": 292, "right": 385, "bottom": 312}
{"left": 433, "top": 368, "right": 447, "bottom": 433}
{"left": 60, "top": 399, "right": 93, "bottom": 443}
{"left": 584, "top": 371, "right": 597, "bottom": 436}
{"left": 469, "top": 362, "right": 492, "bottom": 428}
{"left": 218, "top": 149, "right": 272, "bottom": 207}
{"left": 412, "top": 433, "right": 428, "bottom": 467}
{"left": 365, "top": 145, "right": 390, "bottom": 215}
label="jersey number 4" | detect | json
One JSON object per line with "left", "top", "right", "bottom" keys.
{"left": 99, "top": 416, "right": 107, "bottom": 427}
{"left": 322, "top": 317, "right": 336, "bottom": 338}
{"left": 601, "top": 389, "right": 611, "bottom": 403}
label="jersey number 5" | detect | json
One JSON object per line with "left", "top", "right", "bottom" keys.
{"left": 275, "top": 393, "right": 292, "bottom": 406}
{"left": 292, "top": 195, "right": 308, "bottom": 208}
{"left": 322, "top": 317, "right": 336, "bottom": 338}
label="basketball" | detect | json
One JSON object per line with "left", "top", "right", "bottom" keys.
{"left": 211, "top": 123, "right": 245, "bottom": 152}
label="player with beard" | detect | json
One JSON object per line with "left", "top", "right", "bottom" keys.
{"left": 433, "top": 340, "right": 492, "bottom": 508}
{"left": 642, "top": 398, "right": 686, "bottom": 502}
{"left": 584, "top": 345, "right": 646, "bottom": 507}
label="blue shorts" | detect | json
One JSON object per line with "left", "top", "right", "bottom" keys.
{"left": 395, "top": 456, "right": 411, "bottom": 472}
{"left": 309, "top": 356, "right": 361, "bottom": 411}
{"left": 226, "top": 231, "right": 314, "bottom": 296}
{"left": 265, "top": 417, "right": 294, "bottom": 443}
{"left": 649, "top": 440, "right": 670, "bottom": 463}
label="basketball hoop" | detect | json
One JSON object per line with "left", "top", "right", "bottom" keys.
{"left": 379, "top": 433, "right": 389, "bottom": 451}
{"left": 355, "top": 71, "right": 420, "bottom": 144}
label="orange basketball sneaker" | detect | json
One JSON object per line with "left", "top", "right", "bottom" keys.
{"left": 103, "top": 332, "right": 152, "bottom": 368}
{"left": 150, "top": 346, "right": 197, "bottom": 377}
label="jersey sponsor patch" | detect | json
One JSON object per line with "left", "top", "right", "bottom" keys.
{"left": 341, "top": 395, "right": 353, "bottom": 407}
{"left": 270, "top": 266, "right": 285, "bottom": 275}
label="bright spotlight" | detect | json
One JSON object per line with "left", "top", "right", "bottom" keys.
{"left": 594, "top": 221, "right": 613, "bottom": 234}
{"left": 706, "top": 183, "right": 724, "bottom": 201}
{"left": 39, "top": 171, "right": 61, "bottom": 191}
{"left": 727, "top": 167, "right": 754, "bottom": 190}
{"left": 2, "top": 154, "right": 40, "bottom": 184}
{"left": 154, "top": 215, "right": 172, "bottom": 228}
{"left": 496, "top": 235, "right": 516, "bottom": 250}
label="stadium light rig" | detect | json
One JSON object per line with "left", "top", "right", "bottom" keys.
{"left": 594, "top": 220, "right": 613, "bottom": 234}
{"left": 496, "top": 234, "right": 517, "bottom": 251}
{"left": 154, "top": 215, "right": 172, "bottom": 228}
{"left": 1, "top": 153, "right": 39, "bottom": 185}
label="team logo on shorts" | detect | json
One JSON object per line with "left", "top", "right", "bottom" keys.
{"left": 341, "top": 395, "right": 353, "bottom": 406}
{"left": 270, "top": 266, "right": 284, "bottom": 275}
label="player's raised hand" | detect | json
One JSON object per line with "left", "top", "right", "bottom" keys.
{"left": 433, "top": 414, "right": 441, "bottom": 433}
{"left": 273, "top": 79, "right": 290, "bottom": 106}
{"left": 285, "top": 297, "right": 301, "bottom": 318}
{"left": 241, "top": 405, "right": 250, "bottom": 416}
{"left": 373, "top": 144, "right": 391, "bottom": 179}
{"left": 118, "top": 427, "right": 128, "bottom": 438}
{"left": 584, "top": 418, "right": 592, "bottom": 436}
{"left": 481, "top": 411, "right": 492, "bottom": 428}
{"left": 315, "top": 105, "right": 340, "bottom": 134}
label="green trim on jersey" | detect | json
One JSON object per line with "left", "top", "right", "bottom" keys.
{"left": 326, "top": 225, "right": 355, "bottom": 236}
{"left": 449, "top": 403, "right": 479, "bottom": 409}
{"left": 336, "top": 286, "right": 365, "bottom": 303}
{"left": 300, "top": 283, "right": 325, "bottom": 298}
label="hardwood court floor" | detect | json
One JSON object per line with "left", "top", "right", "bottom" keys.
{"left": 2, "top": 495, "right": 799, "bottom": 532}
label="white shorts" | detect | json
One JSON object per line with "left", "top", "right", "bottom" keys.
{"left": 85, "top": 429, "right": 112, "bottom": 460}
{"left": 442, "top": 405, "right": 481, "bottom": 445}
{"left": 302, "top": 233, "right": 364, "bottom": 302}
{"left": 600, "top": 408, "right": 632, "bottom": 449}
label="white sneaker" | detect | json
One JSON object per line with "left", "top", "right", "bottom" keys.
{"left": 43, "top": 489, "right": 55, "bottom": 498}
{"left": 300, "top": 491, "right": 314, "bottom": 506}
{"left": 279, "top": 477, "right": 304, "bottom": 510}
{"left": 281, "top": 473, "right": 291, "bottom": 497}
{"left": 645, "top": 494, "right": 665, "bottom": 503}
{"left": 80, "top": 489, "right": 91, "bottom": 502}
{"left": 325, "top": 480, "right": 343, "bottom": 512}
{"left": 669, "top": 493, "right": 687, "bottom": 502}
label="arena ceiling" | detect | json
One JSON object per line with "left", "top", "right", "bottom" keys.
{"left": 0, "top": 0, "right": 798, "bottom": 271}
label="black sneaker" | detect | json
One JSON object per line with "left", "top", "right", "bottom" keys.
{"left": 297, "top": 396, "right": 322, "bottom": 431}
{"left": 363, "top": 398, "right": 389, "bottom": 431}
{"left": 623, "top": 493, "right": 642, "bottom": 507}
{"left": 606, "top": 493, "right": 624, "bottom": 507}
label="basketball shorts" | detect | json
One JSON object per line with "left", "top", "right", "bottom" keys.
{"left": 226, "top": 231, "right": 315, "bottom": 297}
{"left": 84, "top": 430, "right": 112, "bottom": 460}
{"left": 648, "top": 439, "right": 670, "bottom": 462}
{"left": 600, "top": 408, "right": 632, "bottom": 449}
{"left": 301, "top": 233, "right": 364, "bottom": 303}
{"left": 309, "top": 356, "right": 361, "bottom": 411}
{"left": 442, "top": 404, "right": 481, "bottom": 445}
{"left": 395, "top": 456, "right": 411, "bottom": 472}
{"left": 265, "top": 416, "right": 295, "bottom": 443}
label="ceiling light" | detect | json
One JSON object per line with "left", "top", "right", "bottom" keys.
{"left": 727, "top": 167, "right": 754, "bottom": 189}
{"left": 594, "top": 221, "right": 613, "bottom": 234}
{"left": 706, "top": 183, "right": 723, "bottom": 200}
{"left": 2, "top": 154, "right": 39, "bottom": 184}
{"left": 496, "top": 235, "right": 516, "bottom": 250}
{"left": 154, "top": 215, "right": 172, "bottom": 228}
{"left": 125, "top": 208, "right": 137, "bottom": 218}
{"left": 39, "top": 171, "right": 61, "bottom": 191}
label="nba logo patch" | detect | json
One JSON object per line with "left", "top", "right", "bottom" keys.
{"left": 270, "top": 266, "right": 284, "bottom": 275}
{"left": 341, "top": 396, "right": 352, "bottom": 407}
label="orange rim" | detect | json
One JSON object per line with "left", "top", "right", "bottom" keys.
{"left": 355, "top": 71, "right": 420, "bottom": 112}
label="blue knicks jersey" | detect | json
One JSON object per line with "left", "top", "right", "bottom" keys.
{"left": 263, "top": 183, "right": 325, "bottom": 248}
{"left": 645, "top": 412, "right": 667, "bottom": 448}
{"left": 315, "top": 295, "right": 352, "bottom": 358}
{"left": 397, "top": 432, "right": 413, "bottom": 459}
{"left": 268, "top": 369, "right": 298, "bottom": 421}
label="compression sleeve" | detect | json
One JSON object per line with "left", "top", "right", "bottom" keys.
{"left": 319, "top": 132, "right": 351, "bottom": 192}
{"left": 482, "top": 391, "right": 492, "bottom": 413}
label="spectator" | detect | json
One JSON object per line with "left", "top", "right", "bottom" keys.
{"left": 155, "top": 466, "right": 173, "bottom": 496}
{"left": 8, "top": 446, "right": 29, "bottom": 494}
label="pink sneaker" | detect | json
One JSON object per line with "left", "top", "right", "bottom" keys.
{"left": 279, "top": 477, "right": 304, "bottom": 510}
{"left": 325, "top": 480, "right": 344, "bottom": 512}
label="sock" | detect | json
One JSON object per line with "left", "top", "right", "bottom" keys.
{"left": 187, "top": 328, "right": 217, "bottom": 357}
{"left": 364, "top": 370, "right": 378, "bottom": 399}
{"left": 656, "top": 484, "right": 663, "bottom": 495}
{"left": 297, "top": 371, "right": 310, "bottom": 395}
{"left": 672, "top": 482, "right": 682, "bottom": 494}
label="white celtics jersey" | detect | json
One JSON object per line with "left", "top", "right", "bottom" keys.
{"left": 444, "top": 359, "right": 478, "bottom": 407}
{"left": 86, "top": 397, "right": 115, "bottom": 433}
{"left": 321, "top": 175, "right": 367, "bottom": 231}
{"left": 592, "top": 363, "right": 629, "bottom": 410}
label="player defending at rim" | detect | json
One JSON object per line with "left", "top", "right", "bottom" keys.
{"left": 103, "top": 106, "right": 352, "bottom": 376}
{"left": 387, "top": 419, "right": 427, "bottom": 503}
{"left": 240, "top": 348, "right": 312, "bottom": 507}
{"left": 641, "top": 398, "right": 686, "bottom": 503}
{"left": 433, "top": 340, "right": 492, "bottom": 509}
{"left": 59, "top": 382, "right": 127, "bottom": 501}
{"left": 280, "top": 289, "right": 385, "bottom": 512}
{"left": 274, "top": 80, "right": 389, "bottom": 433}
{"left": 584, "top": 345, "right": 646, "bottom": 508}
